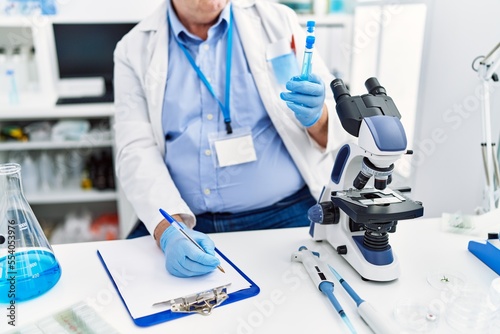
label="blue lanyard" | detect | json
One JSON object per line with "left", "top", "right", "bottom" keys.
{"left": 170, "top": 10, "right": 234, "bottom": 134}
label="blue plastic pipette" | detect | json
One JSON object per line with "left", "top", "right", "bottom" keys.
{"left": 319, "top": 281, "right": 358, "bottom": 334}
{"left": 328, "top": 264, "right": 399, "bottom": 334}
{"left": 292, "top": 247, "right": 357, "bottom": 334}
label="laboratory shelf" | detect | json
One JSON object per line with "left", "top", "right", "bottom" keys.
{"left": 0, "top": 16, "right": 39, "bottom": 27}
{"left": 0, "top": 103, "right": 115, "bottom": 120}
{"left": 26, "top": 189, "right": 117, "bottom": 205}
{"left": 1, "top": 20, "right": 127, "bottom": 238}
{"left": 0, "top": 139, "right": 114, "bottom": 151}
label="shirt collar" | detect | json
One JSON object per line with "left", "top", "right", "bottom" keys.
{"left": 167, "top": 0, "right": 231, "bottom": 45}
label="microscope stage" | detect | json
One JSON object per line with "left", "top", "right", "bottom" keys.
{"left": 331, "top": 188, "right": 424, "bottom": 224}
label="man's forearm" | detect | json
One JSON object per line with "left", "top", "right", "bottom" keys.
{"left": 307, "top": 104, "right": 328, "bottom": 148}
{"left": 154, "top": 214, "right": 183, "bottom": 247}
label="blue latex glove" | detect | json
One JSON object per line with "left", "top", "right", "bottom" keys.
{"left": 280, "top": 73, "right": 325, "bottom": 127}
{"left": 160, "top": 222, "right": 220, "bottom": 277}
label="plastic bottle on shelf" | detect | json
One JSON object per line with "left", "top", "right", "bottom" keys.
{"left": 40, "top": 0, "right": 56, "bottom": 15}
{"left": 38, "top": 151, "right": 53, "bottom": 192}
{"left": 0, "top": 0, "right": 7, "bottom": 15}
{"left": 53, "top": 152, "right": 67, "bottom": 190}
{"left": 2, "top": 0, "right": 16, "bottom": 15}
{"left": 20, "top": 153, "right": 38, "bottom": 195}
{"left": 313, "top": 0, "right": 328, "bottom": 15}
{"left": 329, "top": 0, "right": 344, "bottom": 13}
{"left": 0, "top": 47, "right": 7, "bottom": 98}
{"left": 67, "top": 150, "right": 84, "bottom": 190}
{"left": 27, "top": 46, "right": 38, "bottom": 92}
{"left": 10, "top": 45, "right": 29, "bottom": 93}
{"left": 6, "top": 69, "right": 19, "bottom": 105}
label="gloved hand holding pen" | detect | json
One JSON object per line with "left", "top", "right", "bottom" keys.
{"left": 160, "top": 221, "right": 221, "bottom": 277}
{"left": 280, "top": 73, "right": 326, "bottom": 128}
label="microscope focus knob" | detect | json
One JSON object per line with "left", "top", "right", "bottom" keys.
{"left": 336, "top": 245, "right": 348, "bottom": 255}
{"left": 307, "top": 202, "right": 340, "bottom": 225}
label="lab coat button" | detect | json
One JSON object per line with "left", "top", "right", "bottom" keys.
{"left": 204, "top": 188, "right": 211, "bottom": 195}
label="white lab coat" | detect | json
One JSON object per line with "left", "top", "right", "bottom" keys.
{"left": 113, "top": 0, "right": 346, "bottom": 234}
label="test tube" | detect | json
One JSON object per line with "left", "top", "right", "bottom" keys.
{"left": 300, "top": 35, "right": 316, "bottom": 80}
{"left": 300, "top": 21, "right": 316, "bottom": 80}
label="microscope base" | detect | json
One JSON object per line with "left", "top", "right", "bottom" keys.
{"left": 468, "top": 238, "right": 500, "bottom": 275}
{"left": 310, "top": 223, "right": 400, "bottom": 282}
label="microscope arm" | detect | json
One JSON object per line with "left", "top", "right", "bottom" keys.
{"left": 479, "top": 42, "right": 500, "bottom": 81}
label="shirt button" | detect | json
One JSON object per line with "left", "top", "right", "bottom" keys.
{"left": 207, "top": 114, "right": 214, "bottom": 120}
{"left": 204, "top": 149, "right": 211, "bottom": 156}
{"left": 204, "top": 188, "right": 211, "bottom": 195}
{"left": 203, "top": 44, "right": 210, "bottom": 51}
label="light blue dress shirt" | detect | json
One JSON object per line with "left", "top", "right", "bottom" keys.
{"left": 162, "top": 2, "right": 305, "bottom": 215}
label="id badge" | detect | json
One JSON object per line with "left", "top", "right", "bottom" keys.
{"left": 208, "top": 127, "right": 257, "bottom": 168}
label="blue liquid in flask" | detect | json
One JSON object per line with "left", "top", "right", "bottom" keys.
{"left": 0, "top": 248, "right": 62, "bottom": 303}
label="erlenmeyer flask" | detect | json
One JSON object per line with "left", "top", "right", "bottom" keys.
{"left": 0, "top": 163, "right": 61, "bottom": 302}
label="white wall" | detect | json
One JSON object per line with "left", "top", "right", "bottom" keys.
{"left": 411, "top": 0, "right": 500, "bottom": 217}
{"left": 348, "top": 3, "right": 427, "bottom": 179}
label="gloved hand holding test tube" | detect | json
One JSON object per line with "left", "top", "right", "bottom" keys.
{"left": 280, "top": 21, "right": 325, "bottom": 128}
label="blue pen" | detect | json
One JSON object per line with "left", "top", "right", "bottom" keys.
{"left": 159, "top": 208, "right": 225, "bottom": 273}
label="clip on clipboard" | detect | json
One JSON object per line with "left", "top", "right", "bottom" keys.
{"left": 153, "top": 283, "right": 230, "bottom": 315}
{"left": 96, "top": 236, "right": 260, "bottom": 327}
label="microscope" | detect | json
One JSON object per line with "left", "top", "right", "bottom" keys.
{"left": 308, "top": 77, "right": 424, "bottom": 282}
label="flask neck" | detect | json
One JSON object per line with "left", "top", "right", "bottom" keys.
{"left": 0, "top": 163, "right": 26, "bottom": 196}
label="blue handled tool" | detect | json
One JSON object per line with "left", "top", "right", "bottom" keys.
{"left": 292, "top": 246, "right": 357, "bottom": 333}
{"left": 328, "top": 264, "right": 399, "bottom": 334}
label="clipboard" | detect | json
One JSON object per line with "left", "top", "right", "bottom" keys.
{"left": 96, "top": 236, "right": 260, "bottom": 327}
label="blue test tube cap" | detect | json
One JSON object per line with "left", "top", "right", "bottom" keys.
{"left": 306, "top": 21, "right": 316, "bottom": 33}
{"left": 305, "top": 36, "right": 315, "bottom": 49}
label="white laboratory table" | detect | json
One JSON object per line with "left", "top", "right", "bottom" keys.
{"left": 1, "top": 217, "right": 499, "bottom": 334}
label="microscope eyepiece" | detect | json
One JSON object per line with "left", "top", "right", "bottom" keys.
{"left": 330, "top": 78, "right": 351, "bottom": 102}
{"left": 365, "top": 77, "right": 386, "bottom": 96}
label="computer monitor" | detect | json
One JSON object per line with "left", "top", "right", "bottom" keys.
{"left": 52, "top": 22, "right": 136, "bottom": 102}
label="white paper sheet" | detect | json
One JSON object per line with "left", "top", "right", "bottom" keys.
{"left": 97, "top": 236, "right": 251, "bottom": 319}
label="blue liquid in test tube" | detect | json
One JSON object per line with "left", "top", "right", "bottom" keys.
{"left": 300, "top": 36, "right": 316, "bottom": 80}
